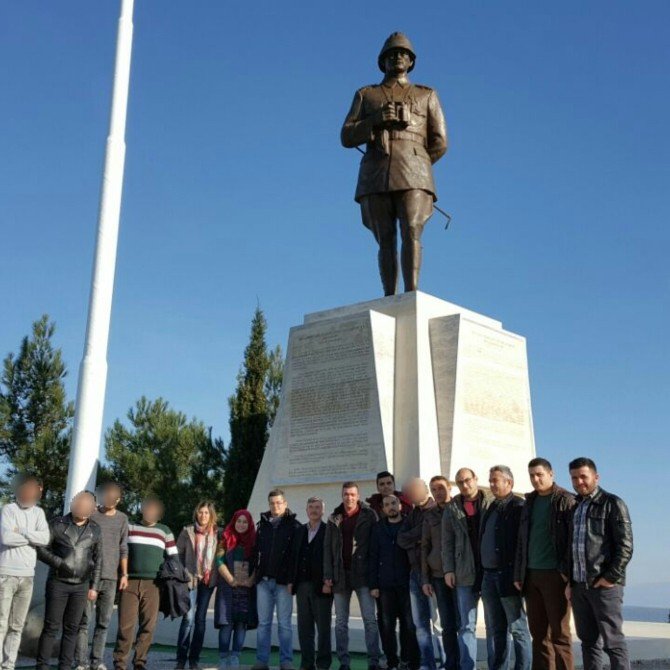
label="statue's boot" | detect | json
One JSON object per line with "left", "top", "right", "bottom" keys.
{"left": 378, "top": 247, "right": 398, "bottom": 296}
{"left": 401, "top": 239, "right": 422, "bottom": 292}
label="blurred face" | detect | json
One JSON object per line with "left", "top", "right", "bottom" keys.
{"left": 407, "top": 478, "right": 429, "bottom": 506}
{"left": 142, "top": 501, "right": 162, "bottom": 524}
{"left": 234, "top": 514, "right": 249, "bottom": 534}
{"left": 377, "top": 476, "right": 395, "bottom": 496}
{"left": 529, "top": 466, "right": 554, "bottom": 494}
{"left": 16, "top": 481, "right": 42, "bottom": 507}
{"left": 268, "top": 494, "right": 287, "bottom": 518}
{"left": 382, "top": 496, "right": 401, "bottom": 518}
{"left": 196, "top": 505, "right": 211, "bottom": 527}
{"left": 455, "top": 469, "right": 479, "bottom": 500}
{"left": 100, "top": 485, "right": 121, "bottom": 510}
{"left": 306, "top": 500, "right": 324, "bottom": 523}
{"left": 71, "top": 493, "right": 95, "bottom": 520}
{"left": 384, "top": 48, "right": 413, "bottom": 75}
{"left": 489, "top": 471, "right": 513, "bottom": 499}
{"left": 430, "top": 479, "right": 451, "bottom": 506}
{"left": 570, "top": 466, "right": 599, "bottom": 497}
{"left": 342, "top": 486, "right": 359, "bottom": 511}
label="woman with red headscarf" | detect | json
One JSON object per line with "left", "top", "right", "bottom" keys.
{"left": 214, "top": 510, "right": 257, "bottom": 668}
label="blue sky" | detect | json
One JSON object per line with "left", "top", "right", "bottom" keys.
{"left": 1, "top": 3, "right": 669, "bottom": 597}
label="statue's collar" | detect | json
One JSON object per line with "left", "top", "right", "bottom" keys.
{"left": 382, "top": 75, "right": 410, "bottom": 88}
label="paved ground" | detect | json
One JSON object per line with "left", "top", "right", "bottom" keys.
{"left": 16, "top": 647, "right": 670, "bottom": 670}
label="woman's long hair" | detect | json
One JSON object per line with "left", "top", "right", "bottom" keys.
{"left": 193, "top": 500, "right": 218, "bottom": 531}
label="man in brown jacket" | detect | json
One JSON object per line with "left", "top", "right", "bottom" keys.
{"left": 421, "top": 476, "right": 458, "bottom": 670}
{"left": 341, "top": 32, "right": 447, "bottom": 295}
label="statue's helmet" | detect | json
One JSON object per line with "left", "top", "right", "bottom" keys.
{"left": 378, "top": 32, "right": 416, "bottom": 73}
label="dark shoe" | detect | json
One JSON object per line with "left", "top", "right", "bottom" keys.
{"left": 251, "top": 665, "right": 270, "bottom": 670}
{"left": 339, "top": 666, "right": 351, "bottom": 670}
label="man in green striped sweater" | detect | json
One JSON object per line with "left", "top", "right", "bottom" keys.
{"left": 113, "top": 497, "right": 177, "bottom": 670}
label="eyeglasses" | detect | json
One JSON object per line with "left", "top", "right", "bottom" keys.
{"left": 456, "top": 477, "right": 473, "bottom": 486}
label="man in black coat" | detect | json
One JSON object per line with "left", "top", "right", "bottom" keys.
{"left": 253, "top": 489, "right": 301, "bottom": 670}
{"left": 480, "top": 466, "right": 531, "bottom": 670}
{"left": 369, "top": 494, "right": 420, "bottom": 670}
{"left": 36, "top": 491, "right": 102, "bottom": 670}
{"left": 567, "top": 458, "right": 633, "bottom": 670}
{"left": 289, "top": 497, "right": 332, "bottom": 670}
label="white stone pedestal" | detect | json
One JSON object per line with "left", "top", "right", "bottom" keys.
{"left": 248, "top": 291, "right": 535, "bottom": 518}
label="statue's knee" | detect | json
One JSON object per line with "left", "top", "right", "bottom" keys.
{"left": 402, "top": 221, "right": 424, "bottom": 242}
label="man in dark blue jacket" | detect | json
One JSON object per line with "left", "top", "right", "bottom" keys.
{"left": 253, "top": 489, "right": 301, "bottom": 670}
{"left": 369, "top": 495, "right": 420, "bottom": 670}
{"left": 480, "top": 466, "right": 531, "bottom": 670}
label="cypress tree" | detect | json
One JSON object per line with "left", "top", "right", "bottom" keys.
{"left": 223, "top": 307, "right": 271, "bottom": 518}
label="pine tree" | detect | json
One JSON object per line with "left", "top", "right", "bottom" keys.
{"left": 0, "top": 315, "right": 75, "bottom": 516}
{"left": 223, "top": 307, "right": 272, "bottom": 518}
{"left": 104, "top": 396, "right": 216, "bottom": 532}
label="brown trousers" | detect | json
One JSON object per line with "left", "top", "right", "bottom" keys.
{"left": 525, "top": 569, "right": 574, "bottom": 670}
{"left": 113, "top": 578, "right": 160, "bottom": 670}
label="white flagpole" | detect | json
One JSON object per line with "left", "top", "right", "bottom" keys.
{"left": 64, "top": 0, "right": 135, "bottom": 511}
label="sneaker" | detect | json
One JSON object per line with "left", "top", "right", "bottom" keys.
{"left": 228, "top": 657, "right": 240, "bottom": 668}
{"left": 75, "top": 665, "right": 88, "bottom": 670}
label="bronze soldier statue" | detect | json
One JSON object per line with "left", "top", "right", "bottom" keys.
{"left": 341, "top": 32, "right": 448, "bottom": 295}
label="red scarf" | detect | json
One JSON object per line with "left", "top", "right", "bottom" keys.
{"left": 221, "top": 509, "right": 256, "bottom": 559}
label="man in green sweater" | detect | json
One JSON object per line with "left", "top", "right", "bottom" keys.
{"left": 113, "top": 497, "right": 177, "bottom": 670}
{"left": 514, "top": 458, "right": 576, "bottom": 670}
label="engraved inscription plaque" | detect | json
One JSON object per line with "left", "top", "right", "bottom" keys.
{"left": 270, "top": 311, "right": 395, "bottom": 484}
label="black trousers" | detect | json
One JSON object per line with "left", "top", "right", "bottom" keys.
{"left": 37, "top": 578, "right": 89, "bottom": 670}
{"left": 571, "top": 584, "right": 630, "bottom": 670}
{"left": 378, "top": 585, "right": 420, "bottom": 670}
{"left": 296, "top": 580, "right": 333, "bottom": 670}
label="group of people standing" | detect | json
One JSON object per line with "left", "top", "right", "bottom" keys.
{"left": 0, "top": 455, "right": 633, "bottom": 670}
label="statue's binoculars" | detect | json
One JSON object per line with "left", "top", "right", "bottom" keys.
{"left": 386, "top": 101, "right": 411, "bottom": 129}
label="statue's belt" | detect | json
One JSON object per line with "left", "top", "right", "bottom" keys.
{"left": 385, "top": 130, "right": 426, "bottom": 145}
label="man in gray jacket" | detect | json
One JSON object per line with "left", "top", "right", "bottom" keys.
{"left": 0, "top": 474, "right": 50, "bottom": 670}
{"left": 441, "top": 469, "right": 493, "bottom": 670}
{"left": 324, "top": 482, "right": 380, "bottom": 670}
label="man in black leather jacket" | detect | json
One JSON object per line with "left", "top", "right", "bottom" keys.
{"left": 36, "top": 491, "right": 101, "bottom": 670}
{"left": 567, "top": 458, "right": 633, "bottom": 670}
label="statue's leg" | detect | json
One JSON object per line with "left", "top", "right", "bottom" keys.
{"left": 398, "top": 190, "right": 434, "bottom": 292}
{"left": 361, "top": 194, "right": 398, "bottom": 296}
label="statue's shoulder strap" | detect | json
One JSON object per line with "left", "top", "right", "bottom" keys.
{"left": 357, "top": 84, "right": 379, "bottom": 96}
{"left": 413, "top": 83, "right": 435, "bottom": 93}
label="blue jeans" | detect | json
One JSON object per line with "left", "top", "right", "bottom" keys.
{"left": 481, "top": 572, "right": 531, "bottom": 670}
{"left": 409, "top": 571, "right": 441, "bottom": 670}
{"left": 333, "top": 583, "right": 380, "bottom": 666}
{"left": 219, "top": 622, "right": 247, "bottom": 664}
{"left": 256, "top": 578, "right": 293, "bottom": 666}
{"left": 455, "top": 586, "right": 480, "bottom": 670}
{"left": 177, "top": 582, "right": 215, "bottom": 665}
